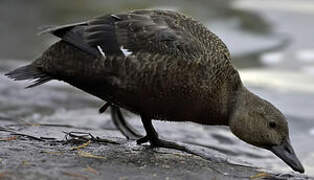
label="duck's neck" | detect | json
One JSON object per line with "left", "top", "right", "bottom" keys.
{"left": 227, "top": 85, "right": 250, "bottom": 126}
{"left": 228, "top": 86, "right": 263, "bottom": 137}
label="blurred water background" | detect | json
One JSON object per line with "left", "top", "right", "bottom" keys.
{"left": 0, "top": 0, "right": 314, "bottom": 176}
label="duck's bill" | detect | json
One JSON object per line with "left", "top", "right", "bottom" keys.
{"left": 269, "top": 138, "right": 305, "bottom": 173}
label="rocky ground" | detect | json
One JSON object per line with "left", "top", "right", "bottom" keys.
{"left": 0, "top": 114, "right": 309, "bottom": 180}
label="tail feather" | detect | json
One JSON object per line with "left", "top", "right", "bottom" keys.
{"left": 5, "top": 64, "right": 52, "bottom": 88}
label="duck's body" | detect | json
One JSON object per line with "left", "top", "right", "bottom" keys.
{"left": 6, "top": 9, "right": 304, "bottom": 173}
{"left": 29, "top": 10, "right": 240, "bottom": 125}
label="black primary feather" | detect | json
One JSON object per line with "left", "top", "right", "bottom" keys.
{"left": 39, "top": 22, "right": 100, "bottom": 57}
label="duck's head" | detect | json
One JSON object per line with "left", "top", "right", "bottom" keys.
{"left": 229, "top": 87, "right": 304, "bottom": 173}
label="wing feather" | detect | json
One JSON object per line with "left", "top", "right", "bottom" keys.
{"left": 38, "top": 10, "right": 205, "bottom": 61}
{"left": 85, "top": 11, "right": 204, "bottom": 60}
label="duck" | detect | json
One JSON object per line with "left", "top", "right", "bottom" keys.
{"left": 5, "top": 9, "right": 304, "bottom": 173}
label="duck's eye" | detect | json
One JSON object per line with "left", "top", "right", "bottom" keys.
{"left": 269, "top": 121, "right": 277, "bottom": 128}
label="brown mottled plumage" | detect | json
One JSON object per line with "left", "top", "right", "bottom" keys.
{"left": 6, "top": 9, "right": 304, "bottom": 173}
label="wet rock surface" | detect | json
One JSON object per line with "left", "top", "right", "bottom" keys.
{"left": 0, "top": 123, "right": 256, "bottom": 180}
{"left": 0, "top": 115, "right": 308, "bottom": 180}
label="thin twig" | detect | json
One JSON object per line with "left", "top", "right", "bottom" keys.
{"left": 10, "top": 133, "right": 45, "bottom": 141}
{"left": 63, "top": 131, "right": 119, "bottom": 145}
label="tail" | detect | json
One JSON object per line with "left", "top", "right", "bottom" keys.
{"left": 5, "top": 64, "right": 53, "bottom": 88}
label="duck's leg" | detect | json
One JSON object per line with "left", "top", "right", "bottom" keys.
{"left": 137, "top": 116, "right": 227, "bottom": 163}
{"left": 99, "top": 103, "right": 142, "bottom": 140}
{"left": 110, "top": 106, "right": 143, "bottom": 140}
{"left": 137, "top": 116, "right": 187, "bottom": 151}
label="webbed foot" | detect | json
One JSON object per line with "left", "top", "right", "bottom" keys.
{"left": 137, "top": 115, "right": 187, "bottom": 151}
{"left": 137, "top": 134, "right": 187, "bottom": 151}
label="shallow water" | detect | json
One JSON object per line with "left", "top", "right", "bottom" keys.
{"left": 1, "top": 0, "right": 314, "bottom": 177}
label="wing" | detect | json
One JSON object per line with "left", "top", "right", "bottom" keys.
{"left": 85, "top": 10, "right": 204, "bottom": 60}
{"left": 39, "top": 10, "right": 220, "bottom": 63}
{"left": 39, "top": 22, "right": 101, "bottom": 56}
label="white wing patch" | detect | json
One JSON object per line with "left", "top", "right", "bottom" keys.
{"left": 120, "top": 46, "right": 133, "bottom": 57}
{"left": 97, "top": 45, "right": 106, "bottom": 58}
